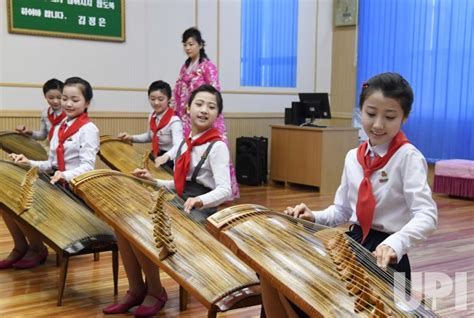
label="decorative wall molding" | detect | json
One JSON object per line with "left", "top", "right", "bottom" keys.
{"left": 1, "top": 82, "right": 300, "bottom": 95}
{"left": 0, "top": 82, "right": 146, "bottom": 92}
{"left": 0, "top": 110, "right": 353, "bottom": 119}
{"left": 0, "top": 110, "right": 354, "bottom": 172}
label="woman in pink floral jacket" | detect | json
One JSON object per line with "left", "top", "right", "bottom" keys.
{"left": 173, "top": 27, "right": 240, "bottom": 199}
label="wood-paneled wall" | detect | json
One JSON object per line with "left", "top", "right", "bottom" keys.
{"left": 2, "top": 111, "right": 439, "bottom": 189}
{"left": 0, "top": 111, "right": 353, "bottom": 171}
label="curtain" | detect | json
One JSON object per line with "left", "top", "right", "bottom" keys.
{"left": 241, "top": 0, "right": 298, "bottom": 87}
{"left": 357, "top": 0, "right": 474, "bottom": 161}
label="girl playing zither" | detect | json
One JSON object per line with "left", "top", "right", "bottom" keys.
{"left": 101, "top": 84, "right": 232, "bottom": 316}
{"left": 264, "top": 72, "right": 438, "bottom": 318}
{"left": 3, "top": 77, "right": 99, "bottom": 270}
{"left": 117, "top": 80, "right": 183, "bottom": 170}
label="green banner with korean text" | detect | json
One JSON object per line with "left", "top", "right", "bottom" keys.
{"left": 7, "top": 0, "right": 125, "bottom": 42}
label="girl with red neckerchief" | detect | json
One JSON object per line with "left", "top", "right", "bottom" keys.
{"left": 101, "top": 85, "right": 232, "bottom": 317}
{"left": 173, "top": 27, "right": 240, "bottom": 200}
{"left": 263, "top": 73, "right": 438, "bottom": 318}
{"left": 3, "top": 77, "right": 99, "bottom": 270}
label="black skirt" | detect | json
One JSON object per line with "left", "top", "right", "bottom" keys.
{"left": 148, "top": 150, "right": 174, "bottom": 173}
{"left": 170, "top": 181, "right": 217, "bottom": 224}
{"left": 346, "top": 224, "right": 411, "bottom": 281}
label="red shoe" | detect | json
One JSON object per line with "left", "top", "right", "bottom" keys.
{"left": 134, "top": 288, "right": 168, "bottom": 317}
{"left": 103, "top": 290, "right": 146, "bottom": 314}
{"left": 13, "top": 248, "right": 48, "bottom": 269}
{"left": 0, "top": 248, "right": 27, "bottom": 269}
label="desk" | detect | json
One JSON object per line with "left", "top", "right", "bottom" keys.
{"left": 270, "top": 125, "right": 358, "bottom": 194}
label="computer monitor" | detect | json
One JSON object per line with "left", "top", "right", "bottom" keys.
{"left": 298, "top": 93, "right": 331, "bottom": 121}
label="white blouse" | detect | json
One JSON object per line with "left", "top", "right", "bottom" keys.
{"left": 313, "top": 142, "right": 438, "bottom": 262}
{"left": 157, "top": 130, "right": 231, "bottom": 208}
{"left": 30, "top": 119, "right": 99, "bottom": 182}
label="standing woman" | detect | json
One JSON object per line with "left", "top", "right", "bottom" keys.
{"left": 2, "top": 77, "right": 99, "bottom": 270}
{"left": 173, "top": 27, "right": 240, "bottom": 199}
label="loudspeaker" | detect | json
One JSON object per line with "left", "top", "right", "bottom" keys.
{"left": 284, "top": 108, "right": 293, "bottom": 125}
{"left": 291, "top": 101, "right": 306, "bottom": 125}
{"left": 236, "top": 136, "right": 268, "bottom": 186}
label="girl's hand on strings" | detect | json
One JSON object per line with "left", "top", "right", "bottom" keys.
{"left": 283, "top": 203, "right": 315, "bottom": 222}
{"left": 183, "top": 197, "right": 203, "bottom": 213}
{"left": 154, "top": 155, "right": 169, "bottom": 168}
{"left": 117, "top": 132, "right": 132, "bottom": 141}
{"left": 8, "top": 153, "right": 30, "bottom": 165}
{"left": 15, "top": 125, "right": 32, "bottom": 135}
{"left": 132, "top": 168, "right": 154, "bottom": 181}
{"left": 50, "top": 171, "right": 65, "bottom": 185}
{"left": 373, "top": 244, "right": 397, "bottom": 270}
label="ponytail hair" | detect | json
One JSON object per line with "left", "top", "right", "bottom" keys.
{"left": 182, "top": 27, "right": 209, "bottom": 67}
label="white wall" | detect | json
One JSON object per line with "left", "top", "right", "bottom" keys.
{"left": 0, "top": 0, "right": 333, "bottom": 113}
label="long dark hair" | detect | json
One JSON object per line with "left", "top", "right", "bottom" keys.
{"left": 182, "top": 27, "right": 209, "bottom": 67}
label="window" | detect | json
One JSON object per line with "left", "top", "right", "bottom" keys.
{"left": 241, "top": 0, "right": 298, "bottom": 87}
{"left": 357, "top": 0, "right": 474, "bottom": 161}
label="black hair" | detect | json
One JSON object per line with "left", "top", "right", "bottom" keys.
{"left": 42, "top": 78, "right": 64, "bottom": 95}
{"left": 182, "top": 27, "right": 209, "bottom": 67}
{"left": 64, "top": 77, "right": 93, "bottom": 103}
{"left": 359, "top": 72, "right": 414, "bottom": 117}
{"left": 188, "top": 84, "right": 223, "bottom": 114}
{"left": 148, "top": 80, "right": 172, "bottom": 99}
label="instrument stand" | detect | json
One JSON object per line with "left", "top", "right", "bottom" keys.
{"left": 0, "top": 202, "right": 119, "bottom": 306}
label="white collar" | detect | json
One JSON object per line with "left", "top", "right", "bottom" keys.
{"left": 188, "top": 128, "right": 212, "bottom": 141}
{"left": 186, "top": 59, "right": 200, "bottom": 73}
{"left": 49, "top": 108, "right": 62, "bottom": 116}
{"left": 65, "top": 117, "right": 77, "bottom": 126}
{"left": 365, "top": 140, "right": 390, "bottom": 157}
{"left": 153, "top": 109, "right": 171, "bottom": 120}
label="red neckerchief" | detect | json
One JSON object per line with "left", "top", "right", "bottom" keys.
{"left": 356, "top": 131, "right": 409, "bottom": 243}
{"left": 150, "top": 108, "right": 175, "bottom": 157}
{"left": 56, "top": 113, "right": 90, "bottom": 171}
{"left": 47, "top": 107, "right": 66, "bottom": 141}
{"left": 173, "top": 128, "right": 221, "bottom": 197}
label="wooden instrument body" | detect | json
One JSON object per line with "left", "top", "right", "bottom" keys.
{"left": 0, "top": 160, "right": 115, "bottom": 254}
{"left": 0, "top": 131, "right": 48, "bottom": 160}
{"left": 208, "top": 205, "right": 437, "bottom": 318}
{"left": 98, "top": 135, "right": 172, "bottom": 180}
{"left": 70, "top": 170, "right": 261, "bottom": 312}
